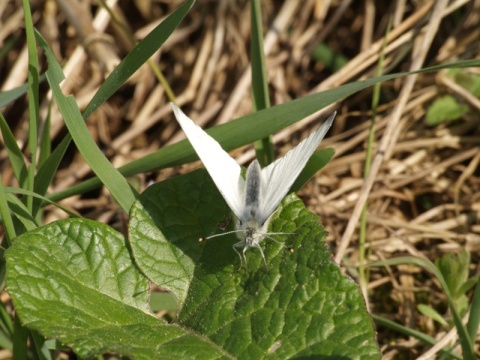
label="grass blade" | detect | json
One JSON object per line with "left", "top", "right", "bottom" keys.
{"left": 23, "top": 0, "right": 40, "bottom": 213}
{"left": 0, "top": 113, "right": 27, "bottom": 187}
{"left": 466, "top": 276, "right": 480, "bottom": 346}
{"left": 251, "top": 0, "right": 273, "bottom": 166}
{"left": 37, "top": 31, "right": 138, "bottom": 213}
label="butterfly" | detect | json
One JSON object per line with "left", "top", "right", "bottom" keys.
{"left": 171, "top": 103, "right": 335, "bottom": 268}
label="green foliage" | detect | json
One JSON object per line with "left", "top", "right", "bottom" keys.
{"left": 34, "top": 0, "right": 195, "bottom": 210}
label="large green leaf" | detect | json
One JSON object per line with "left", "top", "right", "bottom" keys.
{"left": 129, "top": 170, "right": 380, "bottom": 359}
{"left": 5, "top": 219, "right": 229, "bottom": 359}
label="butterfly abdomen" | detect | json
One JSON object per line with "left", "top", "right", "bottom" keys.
{"left": 237, "top": 160, "right": 266, "bottom": 234}
{"left": 244, "top": 160, "right": 262, "bottom": 211}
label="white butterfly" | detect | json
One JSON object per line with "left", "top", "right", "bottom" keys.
{"left": 170, "top": 103, "right": 335, "bottom": 268}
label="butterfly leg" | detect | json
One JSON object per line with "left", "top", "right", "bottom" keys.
{"left": 233, "top": 241, "right": 248, "bottom": 271}
{"left": 252, "top": 242, "right": 267, "bottom": 268}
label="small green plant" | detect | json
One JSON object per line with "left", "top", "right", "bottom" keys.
{"left": 371, "top": 252, "right": 480, "bottom": 359}
{"left": 426, "top": 95, "right": 469, "bottom": 126}
{"left": 418, "top": 251, "right": 480, "bottom": 327}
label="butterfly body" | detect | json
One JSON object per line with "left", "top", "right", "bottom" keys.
{"left": 170, "top": 103, "right": 335, "bottom": 268}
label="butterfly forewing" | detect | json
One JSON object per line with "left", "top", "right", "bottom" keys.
{"left": 258, "top": 112, "right": 336, "bottom": 222}
{"left": 171, "top": 103, "right": 245, "bottom": 220}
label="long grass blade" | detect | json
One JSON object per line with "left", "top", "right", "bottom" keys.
{"left": 251, "top": 0, "right": 273, "bottom": 166}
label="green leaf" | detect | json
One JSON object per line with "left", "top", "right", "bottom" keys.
{"left": 455, "top": 294, "right": 470, "bottom": 319}
{"left": 0, "top": 83, "right": 29, "bottom": 108}
{"left": 250, "top": 0, "right": 269, "bottom": 113}
{"left": 0, "top": 326, "right": 12, "bottom": 350}
{"left": 150, "top": 292, "right": 178, "bottom": 312}
{"left": 83, "top": 0, "right": 195, "bottom": 120}
{"left": 129, "top": 170, "right": 231, "bottom": 308}
{"left": 0, "top": 175, "right": 16, "bottom": 244}
{"left": 0, "top": 98, "right": 28, "bottom": 190}
{"left": 425, "top": 95, "right": 468, "bottom": 126}
{"left": 129, "top": 169, "right": 380, "bottom": 359}
{"left": 6, "top": 187, "right": 80, "bottom": 219}
{"left": 5, "top": 193, "right": 38, "bottom": 231}
{"left": 458, "top": 273, "right": 480, "bottom": 296}
{"left": 23, "top": 0, "right": 40, "bottom": 216}
{"left": 38, "top": 105, "right": 51, "bottom": 168}
{"left": 417, "top": 304, "right": 448, "bottom": 326}
{"left": 5, "top": 219, "right": 228, "bottom": 359}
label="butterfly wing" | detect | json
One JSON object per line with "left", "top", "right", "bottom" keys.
{"left": 170, "top": 103, "right": 245, "bottom": 220}
{"left": 258, "top": 112, "right": 336, "bottom": 224}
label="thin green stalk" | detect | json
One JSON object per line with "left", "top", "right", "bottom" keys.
{"left": 23, "top": 0, "right": 40, "bottom": 213}
{"left": 0, "top": 175, "right": 14, "bottom": 246}
{"left": 358, "top": 18, "right": 392, "bottom": 295}
{"left": 466, "top": 275, "right": 480, "bottom": 348}
{"left": 251, "top": 0, "right": 274, "bottom": 166}
{"left": 0, "top": 302, "right": 13, "bottom": 339}
{"left": 12, "top": 316, "right": 27, "bottom": 360}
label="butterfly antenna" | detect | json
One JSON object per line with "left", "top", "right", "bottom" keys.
{"left": 262, "top": 231, "right": 297, "bottom": 250}
{"left": 205, "top": 229, "right": 244, "bottom": 240}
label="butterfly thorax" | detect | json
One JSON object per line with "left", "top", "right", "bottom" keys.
{"left": 235, "top": 214, "right": 268, "bottom": 245}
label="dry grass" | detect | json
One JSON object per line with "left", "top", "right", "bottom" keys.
{"left": 1, "top": 0, "right": 479, "bottom": 358}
